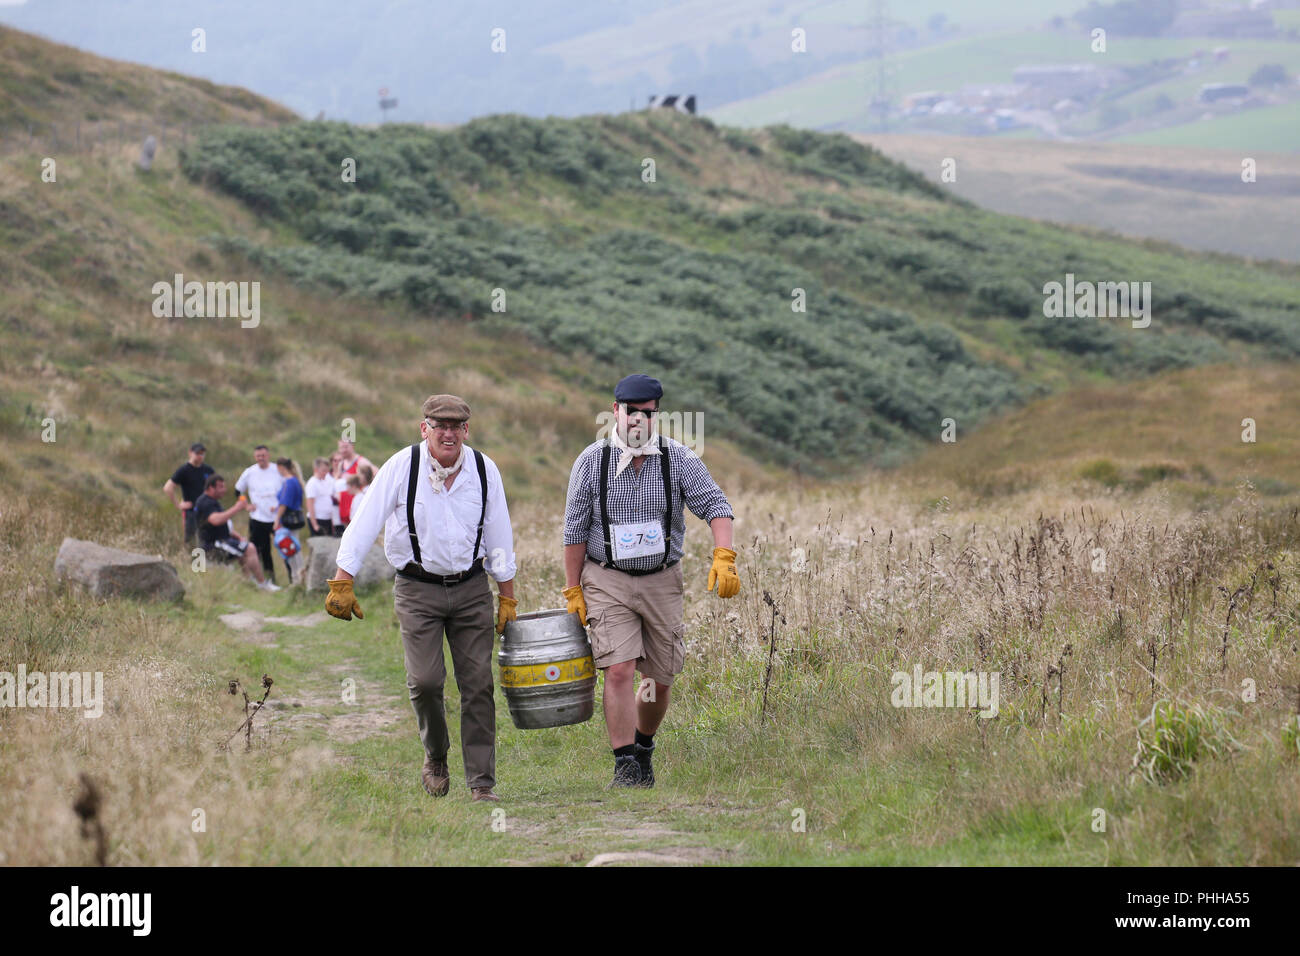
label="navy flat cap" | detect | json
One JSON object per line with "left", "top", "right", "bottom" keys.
{"left": 614, "top": 373, "right": 663, "bottom": 403}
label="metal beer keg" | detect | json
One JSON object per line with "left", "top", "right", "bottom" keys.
{"left": 498, "top": 608, "right": 596, "bottom": 729}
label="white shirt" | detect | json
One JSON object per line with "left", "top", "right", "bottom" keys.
{"left": 305, "top": 475, "right": 335, "bottom": 521}
{"left": 337, "top": 441, "right": 516, "bottom": 581}
{"left": 234, "top": 462, "right": 284, "bottom": 523}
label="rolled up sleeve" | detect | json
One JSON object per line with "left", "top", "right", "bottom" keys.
{"left": 563, "top": 451, "right": 595, "bottom": 546}
{"left": 481, "top": 458, "right": 517, "bottom": 582}
{"left": 336, "top": 456, "right": 399, "bottom": 576}
{"left": 679, "top": 448, "right": 733, "bottom": 523}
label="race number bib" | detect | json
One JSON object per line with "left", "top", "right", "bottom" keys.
{"left": 611, "top": 521, "right": 666, "bottom": 561}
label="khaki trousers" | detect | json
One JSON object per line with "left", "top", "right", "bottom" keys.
{"left": 392, "top": 572, "right": 496, "bottom": 788}
{"left": 581, "top": 559, "right": 686, "bottom": 686}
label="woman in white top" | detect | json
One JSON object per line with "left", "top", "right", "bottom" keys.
{"left": 305, "top": 457, "right": 335, "bottom": 536}
{"left": 329, "top": 451, "right": 346, "bottom": 537}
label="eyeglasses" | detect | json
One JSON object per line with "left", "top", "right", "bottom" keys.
{"left": 425, "top": 419, "right": 466, "bottom": 432}
{"left": 622, "top": 404, "right": 658, "bottom": 420}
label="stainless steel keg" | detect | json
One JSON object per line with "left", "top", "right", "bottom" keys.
{"left": 499, "top": 608, "right": 596, "bottom": 729}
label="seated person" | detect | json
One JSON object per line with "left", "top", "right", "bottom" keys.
{"left": 193, "top": 474, "right": 281, "bottom": 592}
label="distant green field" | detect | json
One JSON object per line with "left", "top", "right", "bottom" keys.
{"left": 1117, "top": 100, "right": 1300, "bottom": 151}
{"left": 804, "top": 0, "right": 1081, "bottom": 32}
{"left": 712, "top": 28, "right": 1300, "bottom": 137}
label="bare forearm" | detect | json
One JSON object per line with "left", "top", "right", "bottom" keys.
{"left": 497, "top": 578, "right": 515, "bottom": 600}
{"left": 709, "top": 516, "right": 733, "bottom": 549}
{"left": 564, "top": 542, "right": 586, "bottom": 587}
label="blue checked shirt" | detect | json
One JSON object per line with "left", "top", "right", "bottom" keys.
{"left": 564, "top": 436, "right": 734, "bottom": 571}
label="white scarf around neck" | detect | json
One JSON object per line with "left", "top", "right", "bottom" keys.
{"left": 428, "top": 443, "right": 466, "bottom": 493}
{"left": 609, "top": 425, "right": 660, "bottom": 477}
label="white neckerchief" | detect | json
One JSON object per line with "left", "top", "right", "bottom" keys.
{"left": 427, "top": 443, "right": 466, "bottom": 494}
{"left": 609, "top": 425, "right": 660, "bottom": 477}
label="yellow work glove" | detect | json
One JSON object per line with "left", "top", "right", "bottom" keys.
{"left": 707, "top": 547, "right": 740, "bottom": 599}
{"left": 325, "top": 578, "right": 365, "bottom": 620}
{"left": 496, "top": 595, "right": 518, "bottom": 636}
{"left": 562, "top": 584, "right": 588, "bottom": 627}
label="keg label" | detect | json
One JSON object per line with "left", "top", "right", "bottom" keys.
{"left": 500, "top": 655, "right": 595, "bottom": 689}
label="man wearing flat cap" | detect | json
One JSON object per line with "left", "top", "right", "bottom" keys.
{"left": 325, "top": 394, "right": 518, "bottom": 803}
{"left": 562, "top": 374, "right": 740, "bottom": 788}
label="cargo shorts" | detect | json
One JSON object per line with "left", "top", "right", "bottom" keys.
{"left": 580, "top": 558, "right": 686, "bottom": 686}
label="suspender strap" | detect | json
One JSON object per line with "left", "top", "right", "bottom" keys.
{"left": 472, "top": 448, "right": 487, "bottom": 562}
{"left": 658, "top": 434, "right": 672, "bottom": 566}
{"left": 598, "top": 437, "right": 673, "bottom": 571}
{"left": 408, "top": 444, "right": 489, "bottom": 569}
{"left": 406, "top": 443, "right": 422, "bottom": 566}
{"left": 600, "top": 440, "right": 614, "bottom": 568}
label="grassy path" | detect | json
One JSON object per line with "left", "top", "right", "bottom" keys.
{"left": 212, "top": 582, "right": 782, "bottom": 866}
{"left": 204, "top": 579, "right": 1107, "bottom": 867}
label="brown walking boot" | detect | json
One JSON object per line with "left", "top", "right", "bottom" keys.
{"left": 471, "top": 787, "right": 501, "bottom": 802}
{"left": 421, "top": 754, "right": 450, "bottom": 797}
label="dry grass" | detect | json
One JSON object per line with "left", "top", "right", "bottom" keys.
{"left": 3, "top": 461, "right": 1297, "bottom": 864}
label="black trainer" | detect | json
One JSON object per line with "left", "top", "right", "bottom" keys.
{"left": 633, "top": 741, "right": 655, "bottom": 788}
{"left": 608, "top": 754, "right": 642, "bottom": 788}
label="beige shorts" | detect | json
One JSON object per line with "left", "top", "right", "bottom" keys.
{"left": 580, "top": 558, "right": 686, "bottom": 686}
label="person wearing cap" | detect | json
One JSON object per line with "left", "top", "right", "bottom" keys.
{"left": 562, "top": 374, "right": 740, "bottom": 788}
{"left": 324, "top": 395, "right": 517, "bottom": 803}
{"left": 163, "top": 442, "right": 214, "bottom": 546}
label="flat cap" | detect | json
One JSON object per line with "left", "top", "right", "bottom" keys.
{"left": 614, "top": 373, "right": 663, "bottom": 404}
{"left": 422, "top": 394, "right": 471, "bottom": 422}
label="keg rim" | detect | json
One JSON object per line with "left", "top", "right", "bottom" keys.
{"left": 512, "top": 607, "right": 575, "bottom": 623}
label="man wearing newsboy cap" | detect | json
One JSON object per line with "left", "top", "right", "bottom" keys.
{"left": 325, "top": 394, "right": 517, "bottom": 803}
{"left": 562, "top": 374, "right": 740, "bottom": 789}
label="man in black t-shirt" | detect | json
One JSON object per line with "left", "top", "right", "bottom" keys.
{"left": 163, "top": 443, "right": 215, "bottom": 545}
{"left": 194, "top": 474, "right": 279, "bottom": 592}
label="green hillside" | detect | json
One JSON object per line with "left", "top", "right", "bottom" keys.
{"left": 0, "top": 25, "right": 296, "bottom": 131}
{"left": 4, "top": 28, "right": 1300, "bottom": 870}
{"left": 178, "top": 112, "right": 1299, "bottom": 469}
{"left": 3, "top": 20, "right": 1297, "bottom": 518}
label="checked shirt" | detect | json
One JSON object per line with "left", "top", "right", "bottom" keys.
{"left": 563, "top": 435, "right": 733, "bottom": 572}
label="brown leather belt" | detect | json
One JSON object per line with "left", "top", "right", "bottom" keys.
{"left": 397, "top": 557, "right": 485, "bottom": 586}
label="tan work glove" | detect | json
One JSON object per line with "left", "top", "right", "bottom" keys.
{"left": 707, "top": 547, "right": 740, "bottom": 599}
{"left": 496, "top": 595, "right": 518, "bottom": 636}
{"left": 326, "top": 578, "right": 365, "bottom": 620}
{"left": 562, "top": 584, "right": 588, "bottom": 626}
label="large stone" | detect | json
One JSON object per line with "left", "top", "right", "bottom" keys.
{"left": 54, "top": 538, "right": 185, "bottom": 602}
{"left": 303, "top": 535, "right": 396, "bottom": 592}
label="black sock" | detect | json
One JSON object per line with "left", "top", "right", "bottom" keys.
{"left": 635, "top": 729, "right": 654, "bottom": 749}
{"left": 613, "top": 744, "right": 636, "bottom": 759}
